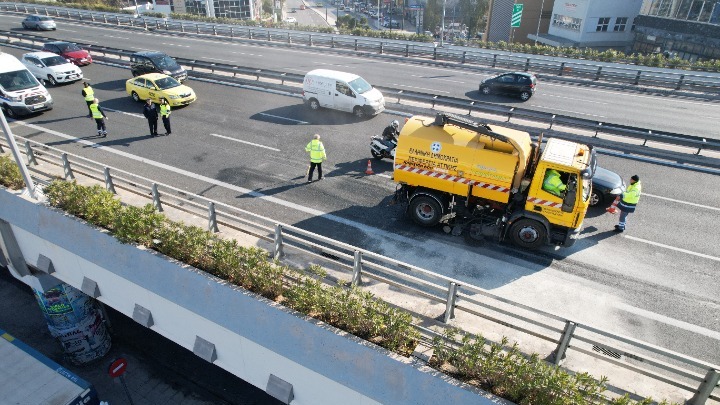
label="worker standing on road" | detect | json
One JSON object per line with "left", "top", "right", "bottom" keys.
{"left": 614, "top": 175, "right": 642, "bottom": 233}
{"left": 159, "top": 99, "right": 171, "bottom": 135}
{"left": 89, "top": 98, "right": 108, "bottom": 137}
{"left": 305, "top": 134, "right": 326, "bottom": 183}
{"left": 81, "top": 82, "right": 94, "bottom": 116}
{"left": 143, "top": 99, "right": 159, "bottom": 137}
{"left": 542, "top": 169, "right": 566, "bottom": 198}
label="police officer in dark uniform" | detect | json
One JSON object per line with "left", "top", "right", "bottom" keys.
{"left": 143, "top": 99, "right": 159, "bottom": 136}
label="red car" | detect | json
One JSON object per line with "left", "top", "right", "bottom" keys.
{"left": 42, "top": 41, "right": 93, "bottom": 66}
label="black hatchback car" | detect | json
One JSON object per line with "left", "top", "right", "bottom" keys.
{"left": 479, "top": 72, "right": 537, "bottom": 101}
{"left": 130, "top": 51, "right": 187, "bottom": 83}
{"left": 590, "top": 166, "right": 625, "bottom": 207}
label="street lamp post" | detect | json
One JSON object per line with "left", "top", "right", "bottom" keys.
{"left": 377, "top": 0, "right": 381, "bottom": 29}
{"left": 440, "top": 0, "right": 446, "bottom": 47}
{"left": 534, "top": 0, "right": 546, "bottom": 45}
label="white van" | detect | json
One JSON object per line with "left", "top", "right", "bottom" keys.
{"left": 302, "top": 69, "right": 384, "bottom": 118}
{"left": 0, "top": 52, "right": 54, "bottom": 118}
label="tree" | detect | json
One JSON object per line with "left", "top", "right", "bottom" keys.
{"left": 423, "top": 0, "right": 443, "bottom": 32}
{"left": 262, "top": 0, "right": 273, "bottom": 15}
{"left": 457, "top": 0, "right": 487, "bottom": 38}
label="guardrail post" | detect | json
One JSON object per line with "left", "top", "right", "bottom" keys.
{"left": 44, "top": 7, "right": 49, "bottom": 15}
{"left": 55, "top": 8, "right": 60, "bottom": 16}
{"left": 104, "top": 167, "right": 116, "bottom": 194}
{"left": 380, "top": 42, "right": 384, "bottom": 54}
{"left": 91, "top": 14, "right": 95, "bottom": 22}
{"left": 249, "top": 28, "right": 253, "bottom": 39}
{"left": 524, "top": 58, "right": 530, "bottom": 72}
{"left": 331, "top": 37, "right": 335, "bottom": 48}
{"left": 61, "top": 153, "right": 74, "bottom": 180}
{"left": 287, "top": 32, "right": 291, "bottom": 43}
{"left": 103, "top": 14, "right": 107, "bottom": 23}
{"left": 558, "top": 62, "right": 565, "bottom": 76}
{"left": 180, "top": 23, "right": 185, "bottom": 32}
{"left": 696, "top": 138, "right": 706, "bottom": 155}
{"left": 433, "top": 46, "right": 437, "bottom": 60}
{"left": 213, "top": 25, "right": 217, "bottom": 35}
{"left": 280, "top": 73, "right": 286, "bottom": 85}
{"left": 255, "top": 69, "right": 261, "bottom": 80}
{"left": 79, "top": 12, "right": 83, "bottom": 21}
{"left": 165, "top": 20, "right": 169, "bottom": 30}
{"left": 24, "top": 141, "right": 38, "bottom": 166}
{"left": 406, "top": 44, "right": 409, "bottom": 57}
{"left": 675, "top": 74, "right": 685, "bottom": 90}
{"left": 595, "top": 66, "right": 602, "bottom": 81}
{"left": 116, "top": 16, "right": 120, "bottom": 25}
{"left": 492, "top": 54, "right": 497, "bottom": 68}
{"left": 0, "top": 142, "right": 3, "bottom": 153}
{"left": 634, "top": 70, "right": 641, "bottom": 85}
{"left": 461, "top": 51, "right": 466, "bottom": 64}
{"left": 309, "top": 34, "right": 313, "bottom": 46}
{"left": 397, "top": 90, "right": 403, "bottom": 104}
{"left": 551, "top": 321, "right": 576, "bottom": 366}
{"left": 151, "top": 183, "right": 163, "bottom": 211}
{"left": 431, "top": 95, "right": 438, "bottom": 108}
{"left": 156, "top": 20, "right": 160, "bottom": 29}
{"left": 595, "top": 122, "right": 602, "bottom": 137}
{"left": 351, "top": 250, "right": 362, "bottom": 286}
{"left": 643, "top": 130, "right": 651, "bottom": 146}
{"left": 468, "top": 101, "right": 474, "bottom": 115}
{"left": 130, "top": 17, "right": 134, "bottom": 27}
{"left": 549, "top": 114, "right": 556, "bottom": 129}
{"left": 196, "top": 24, "right": 200, "bottom": 34}
{"left": 443, "top": 282, "right": 458, "bottom": 323}
{"left": 208, "top": 202, "right": 219, "bottom": 232}
{"left": 144, "top": 19, "right": 149, "bottom": 29}
{"left": 688, "top": 369, "right": 720, "bottom": 405}
{"left": 230, "top": 27, "right": 234, "bottom": 38}
{"left": 273, "top": 224, "right": 284, "bottom": 260}
{"left": 354, "top": 39, "right": 358, "bottom": 51}
{"left": 507, "top": 107, "right": 515, "bottom": 122}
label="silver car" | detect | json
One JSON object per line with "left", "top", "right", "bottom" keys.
{"left": 22, "top": 15, "right": 57, "bottom": 31}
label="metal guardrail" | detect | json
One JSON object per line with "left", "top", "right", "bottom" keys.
{"left": 3, "top": 28, "right": 719, "bottom": 166}
{"left": 3, "top": 3, "right": 720, "bottom": 94}
{"left": 2, "top": 131, "right": 719, "bottom": 404}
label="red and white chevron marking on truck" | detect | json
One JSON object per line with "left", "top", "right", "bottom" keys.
{"left": 394, "top": 164, "right": 511, "bottom": 194}
{"left": 526, "top": 196, "right": 563, "bottom": 208}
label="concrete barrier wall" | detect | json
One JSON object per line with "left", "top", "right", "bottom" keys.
{"left": 0, "top": 189, "right": 505, "bottom": 405}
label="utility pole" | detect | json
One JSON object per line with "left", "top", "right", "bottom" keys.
{"left": 440, "top": 0, "right": 446, "bottom": 47}
{"left": 534, "top": 0, "right": 546, "bottom": 45}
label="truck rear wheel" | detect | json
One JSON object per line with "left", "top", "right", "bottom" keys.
{"left": 409, "top": 195, "right": 442, "bottom": 227}
{"left": 509, "top": 219, "right": 546, "bottom": 249}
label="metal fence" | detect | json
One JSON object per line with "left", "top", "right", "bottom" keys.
{"left": 2, "top": 129, "right": 718, "bottom": 404}
{"left": 3, "top": 3, "right": 720, "bottom": 94}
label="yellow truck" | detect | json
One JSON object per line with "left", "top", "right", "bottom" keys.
{"left": 393, "top": 113, "right": 596, "bottom": 249}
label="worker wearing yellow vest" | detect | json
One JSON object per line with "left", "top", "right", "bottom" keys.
{"left": 614, "top": 175, "right": 642, "bottom": 233}
{"left": 305, "top": 134, "right": 327, "bottom": 182}
{"left": 89, "top": 98, "right": 108, "bottom": 137}
{"left": 542, "top": 169, "right": 566, "bottom": 198}
{"left": 159, "top": 99, "right": 171, "bottom": 135}
{"left": 81, "top": 82, "right": 94, "bottom": 116}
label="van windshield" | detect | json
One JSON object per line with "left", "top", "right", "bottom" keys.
{"left": 348, "top": 77, "right": 372, "bottom": 94}
{"left": 0, "top": 70, "right": 40, "bottom": 92}
{"left": 149, "top": 54, "right": 179, "bottom": 70}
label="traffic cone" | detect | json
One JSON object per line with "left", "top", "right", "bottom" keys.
{"left": 365, "top": 160, "right": 374, "bottom": 175}
{"left": 606, "top": 197, "right": 620, "bottom": 214}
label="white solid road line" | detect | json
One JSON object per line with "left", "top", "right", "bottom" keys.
{"left": 103, "top": 108, "right": 143, "bottom": 119}
{"left": 615, "top": 302, "right": 720, "bottom": 341}
{"left": 644, "top": 193, "right": 720, "bottom": 211}
{"left": 391, "top": 84, "right": 451, "bottom": 94}
{"left": 624, "top": 235, "right": 720, "bottom": 263}
{"left": 210, "top": 133, "right": 280, "bottom": 151}
{"left": 258, "top": 113, "right": 308, "bottom": 124}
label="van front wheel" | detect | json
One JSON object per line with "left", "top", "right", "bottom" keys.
{"left": 353, "top": 106, "right": 366, "bottom": 119}
{"left": 308, "top": 98, "right": 320, "bottom": 110}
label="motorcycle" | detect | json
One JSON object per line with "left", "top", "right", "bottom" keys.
{"left": 370, "top": 135, "right": 396, "bottom": 160}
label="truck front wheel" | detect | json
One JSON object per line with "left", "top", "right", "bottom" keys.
{"left": 409, "top": 195, "right": 442, "bottom": 227}
{"left": 509, "top": 219, "right": 547, "bottom": 249}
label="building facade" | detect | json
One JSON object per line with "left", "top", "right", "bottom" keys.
{"left": 151, "top": 0, "right": 262, "bottom": 19}
{"left": 486, "top": 0, "right": 556, "bottom": 44}
{"left": 633, "top": 0, "right": 720, "bottom": 60}
{"left": 530, "top": 0, "right": 643, "bottom": 49}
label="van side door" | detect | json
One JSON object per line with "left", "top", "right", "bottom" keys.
{"left": 334, "top": 81, "right": 355, "bottom": 112}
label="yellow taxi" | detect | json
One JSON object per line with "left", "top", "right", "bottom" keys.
{"left": 125, "top": 73, "right": 196, "bottom": 107}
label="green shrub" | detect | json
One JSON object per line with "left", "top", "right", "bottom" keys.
{"left": 112, "top": 204, "right": 165, "bottom": 245}
{"left": 0, "top": 155, "right": 25, "bottom": 190}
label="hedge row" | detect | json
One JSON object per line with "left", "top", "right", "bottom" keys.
{"left": 0, "top": 155, "right": 25, "bottom": 190}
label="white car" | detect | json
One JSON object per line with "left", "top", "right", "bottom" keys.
{"left": 284, "top": 16, "right": 297, "bottom": 23}
{"left": 21, "top": 51, "right": 83, "bottom": 86}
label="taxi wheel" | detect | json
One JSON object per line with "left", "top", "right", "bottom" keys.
{"left": 131, "top": 91, "right": 141, "bottom": 102}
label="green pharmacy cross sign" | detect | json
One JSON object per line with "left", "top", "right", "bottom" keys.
{"left": 511, "top": 4, "right": 523, "bottom": 27}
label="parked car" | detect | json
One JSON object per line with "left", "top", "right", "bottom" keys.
{"left": 126, "top": 73, "right": 196, "bottom": 107}
{"left": 42, "top": 42, "right": 92, "bottom": 66}
{"left": 478, "top": 72, "right": 536, "bottom": 101}
{"left": 283, "top": 16, "right": 298, "bottom": 23}
{"left": 590, "top": 166, "right": 625, "bottom": 207}
{"left": 21, "top": 15, "right": 56, "bottom": 30}
{"left": 130, "top": 51, "right": 187, "bottom": 82}
{"left": 21, "top": 52, "right": 82, "bottom": 86}
{"left": 383, "top": 20, "right": 400, "bottom": 28}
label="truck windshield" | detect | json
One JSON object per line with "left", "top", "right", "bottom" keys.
{"left": 0, "top": 70, "right": 40, "bottom": 92}
{"left": 348, "top": 77, "right": 372, "bottom": 94}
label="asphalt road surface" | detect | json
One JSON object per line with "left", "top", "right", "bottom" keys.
{"left": 1, "top": 18, "right": 719, "bottom": 388}
{"left": 1, "top": 14, "right": 719, "bottom": 138}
